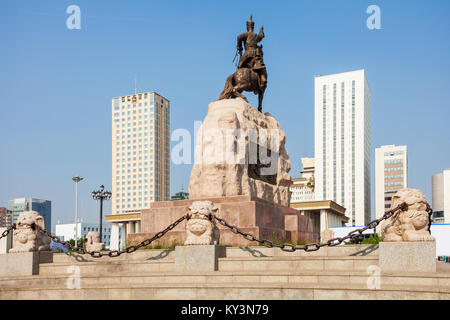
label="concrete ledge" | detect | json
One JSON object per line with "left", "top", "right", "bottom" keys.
{"left": 175, "top": 245, "right": 226, "bottom": 272}
{"left": 0, "top": 251, "right": 53, "bottom": 277}
{"left": 379, "top": 241, "right": 436, "bottom": 273}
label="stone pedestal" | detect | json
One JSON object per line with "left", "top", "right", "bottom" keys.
{"left": 175, "top": 245, "right": 226, "bottom": 272}
{"left": 379, "top": 242, "right": 436, "bottom": 273}
{"left": 188, "top": 98, "right": 292, "bottom": 207}
{"left": 128, "top": 195, "right": 320, "bottom": 247}
{"left": 0, "top": 251, "right": 53, "bottom": 276}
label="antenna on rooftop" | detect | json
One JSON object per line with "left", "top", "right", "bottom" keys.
{"left": 134, "top": 74, "right": 137, "bottom": 95}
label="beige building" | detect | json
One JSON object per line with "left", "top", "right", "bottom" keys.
{"left": 375, "top": 145, "right": 408, "bottom": 220}
{"left": 107, "top": 91, "right": 170, "bottom": 250}
{"left": 290, "top": 158, "right": 315, "bottom": 203}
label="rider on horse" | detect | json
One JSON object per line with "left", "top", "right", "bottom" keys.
{"left": 219, "top": 16, "right": 267, "bottom": 112}
{"left": 236, "top": 16, "right": 267, "bottom": 91}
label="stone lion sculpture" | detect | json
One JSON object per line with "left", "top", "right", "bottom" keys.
{"left": 380, "top": 188, "right": 435, "bottom": 242}
{"left": 85, "top": 231, "right": 104, "bottom": 252}
{"left": 185, "top": 201, "right": 220, "bottom": 245}
{"left": 9, "top": 211, "right": 51, "bottom": 253}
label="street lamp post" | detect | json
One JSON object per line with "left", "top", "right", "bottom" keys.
{"left": 91, "top": 185, "right": 111, "bottom": 243}
{"left": 72, "top": 176, "right": 84, "bottom": 249}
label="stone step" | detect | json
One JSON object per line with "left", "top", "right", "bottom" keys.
{"left": 2, "top": 270, "right": 449, "bottom": 290}
{"left": 38, "top": 255, "right": 378, "bottom": 275}
{"left": 218, "top": 256, "right": 379, "bottom": 272}
{"left": 51, "top": 245, "right": 379, "bottom": 263}
{"left": 225, "top": 245, "right": 379, "bottom": 258}
{"left": 39, "top": 260, "right": 174, "bottom": 275}
{"left": 1, "top": 281, "right": 449, "bottom": 300}
{"left": 51, "top": 249, "right": 175, "bottom": 263}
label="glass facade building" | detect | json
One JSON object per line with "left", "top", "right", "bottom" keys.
{"left": 8, "top": 198, "right": 52, "bottom": 230}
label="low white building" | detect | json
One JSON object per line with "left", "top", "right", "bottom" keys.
{"left": 329, "top": 224, "right": 450, "bottom": 257}
{"left": 55, "top": 222, "right": 114, "bottom": 249}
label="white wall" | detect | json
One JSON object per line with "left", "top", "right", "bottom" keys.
{"left": 430, "top": 224, "right": 450, "bottom": 256}
{"left": 330, "top": 224, "right": 450, "bottom": 257}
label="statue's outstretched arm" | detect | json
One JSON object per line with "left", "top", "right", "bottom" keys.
{"left": 257, "top": 26, "right": 265, "bottom": 42}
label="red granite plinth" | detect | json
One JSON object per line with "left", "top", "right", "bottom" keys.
{"left": 128, "top": 195, "right": 320, "bottom": 247}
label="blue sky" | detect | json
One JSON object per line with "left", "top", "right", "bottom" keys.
{"left": 1, "top": 0, "right": 449, "bottom": 230}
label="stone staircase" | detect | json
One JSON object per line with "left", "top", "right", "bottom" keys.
{"left": 1, "top": 245, "right": 449, "bottom": 300}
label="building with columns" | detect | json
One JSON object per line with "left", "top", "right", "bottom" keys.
{"left": 290, "top": 200, "right": 348, "bottom": 233}
{"left": 107, "top": 91, "right": 170, "bottom": 250}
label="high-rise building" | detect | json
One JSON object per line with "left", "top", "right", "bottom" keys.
{"left": 107, "top": 91, "right": 170, "bottom": 250}
{"left": 8, "top": 198, "right": 52, "bottom": 230}
{"left": 375, "top": 145, "right": 408, "bottom": 219}
{"left": 314, "top": 70, "right": 371, "bottom": 226}
{"left": 432, "top": 169, "right": 450, "bottom": 224}
{"left": 290, "top": 158, "right": 315, "bottom": 203}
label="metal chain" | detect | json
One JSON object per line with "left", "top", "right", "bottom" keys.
{"left": 34, "top": 214, "right": 187, "bottom": 258}
{"left": 0, "top": 224, "right": 16, "bottom": 240}
{"left": 212, "top": 202, "right": 413, "bottom": 252}
{"left": 22, "top": 202, "right": 434, "bottom": 256}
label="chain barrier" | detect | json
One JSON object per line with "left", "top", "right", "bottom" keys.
{"left": 211, "top": 202, "right": 413, "bottom": 252}
{"left": 33, "top": 214, "right": 187, "bottom": 258}
{"left": 11, "top": 201, "right": 433, "bottom": 256}
{"left": 0, "top": 224, "right": 15, "bottom": 240}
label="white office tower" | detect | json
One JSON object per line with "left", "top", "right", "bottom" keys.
{"left": 375, "top": 145, "right": 408, "bottom": 220}
{"left": 314, "top": 70, "right": 371, "bottom": 226}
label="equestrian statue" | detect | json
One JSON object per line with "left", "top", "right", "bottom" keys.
{"left": 219, "top": 16, "right": 268, "bottom": 112}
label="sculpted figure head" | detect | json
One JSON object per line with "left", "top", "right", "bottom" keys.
{"left": 85, "top": 231, "right": 104, "bottom": 252}
{"left": 184, "top": 201, "right": 220, "bottom": 245}
{"left": 16, "top": 211, "right": 45, "bottom": 229}
{"left": 380, "top": 188, "right": 434, "bottom": 242}
{"left": 9, "top": 210, "right": 51, "bottom": 253}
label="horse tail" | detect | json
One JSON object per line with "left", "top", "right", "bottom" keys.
{"left": 219, "top": 73, "right": 234, "bottom": 100}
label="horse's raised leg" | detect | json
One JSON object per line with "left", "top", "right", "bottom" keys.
{"left": 258, "top": 87, "right": 265, "bottom": 112}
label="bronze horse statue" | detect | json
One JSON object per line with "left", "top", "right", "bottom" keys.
{"left": 218, "top": 67, "right": 266, "bottom": 112}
